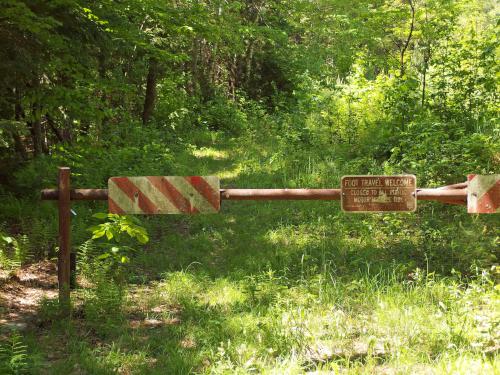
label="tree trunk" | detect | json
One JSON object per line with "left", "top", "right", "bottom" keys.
{"left": 62, "top": 113, "right": 73, "bottom": 143}
{"left": 26, "top": 97, "right": 43, "bottom": 157}
{"left": 188, "top": 38, "right": 200, "bottom": 96}
{"left": 46, "top": 114, "right": 64, "bottom": 142}
{"left": 42, "top": 121, "right": 49, "bottom": 154}
{"left": 30, "top": 116, "right": 43, "bottom": 157}
{"left": 198, "top": 40, "right": 213, "bottom": 102}
{"left": 245, "top": 41, "right": 255, "bottom": 88}
{"left": 13, "top": 90, "right": 27, "bottom": 160}
{"left": 12, "top": 132, "right": 27, "bottom": 160}
{"left": 400, "top": 0, "right": 415, "bottom": 76}
{"left": 142, "top": 57, "right": 158, "bottom": 125}
{"left": 97, "top": 52, "right": 108, "bottom": 135}
{"left": 421, "top": 47, "right": 430, "bottom": 108}
{"left": 421, "top": 67, "right": 427, "bottom": 107}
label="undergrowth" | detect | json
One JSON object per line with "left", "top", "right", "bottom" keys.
{"left": 0, "top": 126, "right": 497, "bottom": 374}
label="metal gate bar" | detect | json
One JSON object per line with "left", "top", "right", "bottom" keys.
{"left": 41, "top": 167, "right": 476, "bottom": 315}
{"left": 41, "top": 187, "right": 467, "bottom": 204}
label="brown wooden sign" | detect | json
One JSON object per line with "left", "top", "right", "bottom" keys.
{"left": 341, "top": 175, "right": 417, "bottom": 212}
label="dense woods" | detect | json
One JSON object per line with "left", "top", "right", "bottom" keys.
{"left": 1, "top": 1, "right": 496, "bottom": 159}
{"left": 0, "top": 0, "right": 498, "bottom": 373}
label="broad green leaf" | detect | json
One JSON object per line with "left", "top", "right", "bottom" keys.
{"left": 2, "top": 236, "right": 14, "bottom": 244}
{"left": 92, "top": 230, "right": 106, "bottom": 239}
{"left": 92, "top": 213, "right": 108, "bottom": 219}
{"left": 105, "top": 230, "right": 114, "bottom": 240}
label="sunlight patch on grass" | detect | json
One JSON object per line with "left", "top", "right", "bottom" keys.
{"left": 435, "top": 353, "right": 499, "bottom": 374}
{"left": 217, "top": 164, "right": 243, "bottom": 180}
{"left": 201, "top": 279, "right": 247, "bottom": 308}
{"left": 160, "top": 271, "right": 202, "bottom": 304}
{"left": 373, "top": 303, "right": 449, "bottom": 355}
{"left": 191, "top": 147, "right": 229, "bottom": 160}
{"left": 266, "top": 225, "right": 322, "bottom": 251}
{"left": 99, "top": 344, "right": 152, "bottom": 374}
{"left": 225, "top": 312, "right": 261, "bottom": 337}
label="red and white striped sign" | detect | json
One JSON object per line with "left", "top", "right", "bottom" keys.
{"left": 108, "top": 176, "right": 220, "bottom": 214}
{"left": 467, "top": 174, "right": 499, "bottom": 214}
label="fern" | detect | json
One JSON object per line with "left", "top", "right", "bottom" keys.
{"left": 16, "top": 235, "right": 32, "bottom": 265}
{"left": 77, "top": 239, "right": 98, "bottom": 277}
{"left": 0, "top": 332, "right": 29, "bottom": 374}
{"left": 27, "top": 218, "right": 55, "bottom": 259}
{"left": 0, "top": 250, "right": 21, "bottom": 271}
{"left": 0, "top": 233, "right": 32, "bottom": 271}
{"left": 0, "top": 235, "right": 20, "bottom": 271}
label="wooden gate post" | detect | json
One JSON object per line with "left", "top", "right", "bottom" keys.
{"left": 58, "top": 167, "right": 71, "bottom": 313}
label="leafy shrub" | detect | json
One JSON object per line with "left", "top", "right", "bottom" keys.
{"left": 198, "top": 96, "right": 248, "bottom": 135}
{"left": 88, "top": 213, "right": 149, "bottom": 266}
{"left": 390, "top": 119, "right": 497, "bottom": 185}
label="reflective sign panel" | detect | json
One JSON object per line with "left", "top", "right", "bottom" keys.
{"left": 341, "top": 175, "right": 417, "bottom": 212}
{"left": 467, "top": 174, "right": 500, "bottom": 214}
{"left": 108, "top": 176, "right": 220, "bottom": 214}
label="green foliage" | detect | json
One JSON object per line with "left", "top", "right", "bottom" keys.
{"left": 90, "top": 213, "right": 149, "bottom": 245}
{"left": 82, "top": 274, "right": 126, "bottom": 334}
{"left": 37, "top": 296, "right": 65, "bottom": 325}
{"left": 88, "top": 213, "right": 149, "bottom": 266}
{"left": 430, "top": 19, "right": 498, "bottom": 126}
{"left": 197, "top": 97, "right": 249, "bottom": 135}
{"left": 0, "top": 332, "right": 29, "bottom": 375}
{"left": 390, "top": 119, "right": 497, "bottom": 185}
{"left": 0, "top": 232, "right": 32, "bottom": 271}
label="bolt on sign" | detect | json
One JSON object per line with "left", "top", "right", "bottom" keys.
{"left": 108, "top": 176, "right": 220, "bottom": 214}
{"left": 341, "top": 175, "right": 417, "bottom": 212}
{"left": 467, "top": 174, "right": 500, "bottom": 214}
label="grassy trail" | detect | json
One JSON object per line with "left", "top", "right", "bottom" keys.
{"left": 3, "top": 135, "right": 499, "bottom": 374}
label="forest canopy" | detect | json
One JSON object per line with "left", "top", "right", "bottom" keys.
{"left": 0, "top": 0, "right": 497, "bottom": 169}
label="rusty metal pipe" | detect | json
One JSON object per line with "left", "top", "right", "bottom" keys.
{"left": 438, "top": 182, "right": 468, "bottom": 190}
{"left": 415, "top": 188, "right": 467, "bottom": 206}
{"left": 41, "top": 188, "right": 344, "bottom": 201}
{"left": 42, "top": 187, "right": 468, "bottom": 205}
{"left": 41, "top": 188, "right": 108, "bottom": 201}
{"left": 415, "top": 188, "right": 467, "bottom": 200}
{"left": 220, "top": 188, "right": 342, "bottom": 200}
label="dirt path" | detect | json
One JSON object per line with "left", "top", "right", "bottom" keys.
{"left": 0, "top": 261, "right": 58, "bottom": 333}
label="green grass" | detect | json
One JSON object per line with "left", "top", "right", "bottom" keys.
{"left": 1, "top": 130, "right": 498, "bottom": 374}
{"left": 20, "top": 267, "right": 499, "bottom": 374}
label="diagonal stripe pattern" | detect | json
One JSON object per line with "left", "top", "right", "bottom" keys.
{"left": 467, "top": 174, "right": 500, "bottom": 214}
{"left": 108, "top": 176, "right": 220, "bottom": 214}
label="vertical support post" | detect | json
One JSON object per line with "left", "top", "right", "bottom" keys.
{"left": 70, "top": 253, "right": 76, "bottom": 289}
{"left": 58, "top": 167, "right": 71, "bottom": 313}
